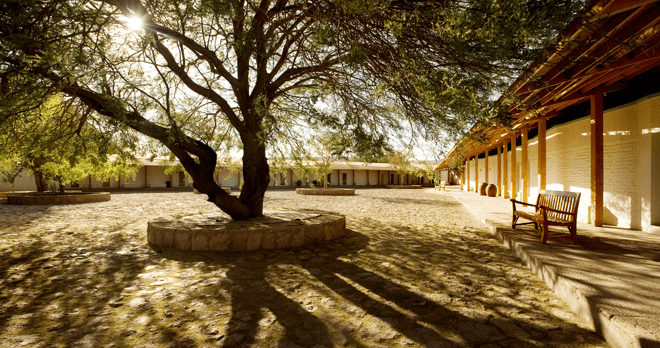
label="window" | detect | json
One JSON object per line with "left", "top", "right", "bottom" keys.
{"left": 390, "top": 173, "right": 395, "bottom": 184}
{"left": 280, "top": 172, "right": 286, "bottom": 186}
{"left": 342, "top": 172, "right": 347, "bottom": 185}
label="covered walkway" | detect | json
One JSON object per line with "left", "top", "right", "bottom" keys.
{"left": 441, "top": 186, "right": 660, "bottom": 348}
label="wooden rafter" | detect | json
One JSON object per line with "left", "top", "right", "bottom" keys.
{"left": 436, "top": 0, "right": 660, "bottom": 172}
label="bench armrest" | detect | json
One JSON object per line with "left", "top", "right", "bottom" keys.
{"left": 510, "top": 199, "right": 537, "bottom": 207}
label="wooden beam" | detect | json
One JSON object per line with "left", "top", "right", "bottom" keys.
{"left": 474, "top": 153, "right": 479, "bottom": 193}
{"left": 144, "top": 166, "right": 148, "bottom": 188}
{"left": 514, "top": 6, "right": 660, "bottom": 99}
{"left": 539, "top": 81, "right": 627, "bottom": 108}
{"left": 497, "top": 143, "right": 502, "bottom": 196}
{"left": 538, "top": 115, "right": 547, "bottom": 191}
{"left": 378, "top": 170, "right": 380, "bottom": 185}
{"left": 511, "top": 132, "right": 517, "bottom": 200}
{"left": 522, "top": 126, "right": 529, "bottom": 203}
{"left": 591, "top": 86, "right": 604, "bottom": 226}
{"left": 367, "top": 170, "right": 370, "bottom": 186}
{"left": 599, "top": 0, "right": 658, "bottom": 19}
{"left": 503, "top": 140, "right": 508, "bottom": 198}
{"left": 467, "top": 156, "right": 471, "bottom": 191}
{"left": 88, "top": 175, "right": 92, "bottom": 188}
{"left": 484, "top": 149, "right": 489, "bottom": 184}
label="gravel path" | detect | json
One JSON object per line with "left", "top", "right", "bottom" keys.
{"left": 0, "top": 188, "right": 607, "bottom": 347}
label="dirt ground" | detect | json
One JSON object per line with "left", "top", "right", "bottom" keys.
{"left": 0, "top": 188, "right": 608, "bottom": 347}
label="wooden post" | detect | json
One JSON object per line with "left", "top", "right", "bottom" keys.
{"left": 466, "top": 156, "right": 471, "bottom": 191}
{"left": 144, "top": 166, "right": 148, "bottom": 188}
{"left": 474, "top": 153, "right": 479, "bottom": 192}
{"left": 352, "top": 169, "right": 355, "bottom": 186}
{"left": 522, "top": 125, "right": 529, "bottom": 203}
{"left": 378, "top": 170, "right": 381, "bottom": 185}
{"left": 510, "top": 132, "right": 517, "bottom": 200}
{"left": 367, "top": 170, "right": 370, "bottom": 186}
{"left": 461, "top": 165, "right": 465, "bottom": 191}
{"left": 88, "top": 175, "right": 92, "bottom": 188}
{"left": 503, "top": 140, "right": 508, "bottom": 198}
{"left": 538, "top": 115, "right": 547, "bottom": 191}
{"left": 591, "top": 87, "right": 604, "bottom": 226}
{"left": 497, "top": 144, "right": 502, "bottom": 196}
{"left": 484, "top": 149, "right": 489, "bottom": 184}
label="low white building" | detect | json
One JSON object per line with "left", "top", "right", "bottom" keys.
{"left": 0, "top": 158, "right": 436, "bottom": 191}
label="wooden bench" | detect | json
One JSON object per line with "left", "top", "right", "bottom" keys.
{"left": 435, "top": 180, "right": 447, "bottom": 191}
{"left": 511, "top": 190, "right": 581, "bottom": 244}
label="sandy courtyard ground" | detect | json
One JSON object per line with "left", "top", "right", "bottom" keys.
{"left": 0, "top": 188, "right": 607, "bottom": 348}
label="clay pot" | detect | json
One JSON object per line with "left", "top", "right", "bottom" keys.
{"left": 479, "top": 182, "right": 488, "bottom": 195}
{"left": 487, "top": 184, "right": 497, "bottom": 197}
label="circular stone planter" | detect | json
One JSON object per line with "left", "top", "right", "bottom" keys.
{"left": 147, "top": 209, "right": 346, "bottom": 251}
{"left": 386, "top": 185, "right": 423, "bottom": 189}
{"left": 7, "top": 191, "right": 111, "bottom": 205}
{"left": 296, "top": 188, "right": 355, "bottom": 196}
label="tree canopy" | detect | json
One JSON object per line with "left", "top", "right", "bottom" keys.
{"left": 0, "top": 0, "right": 586, "bottom": 218}
{"left": 0, "top": 94, "right": 139, "bottom": 193}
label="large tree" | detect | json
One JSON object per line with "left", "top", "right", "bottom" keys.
{"left": 0, "top": 0, "right": 584, "bottom": 219}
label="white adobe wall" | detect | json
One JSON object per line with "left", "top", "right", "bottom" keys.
{"left": 124, "top": 167, "right": 146, "bottom": 187}
{"left": 368, "top": 170, "right": 379, "bottom": 185}
{"left": 146, "top": 166, "right": 170, "bottom": 188}
{"left": 0, "top": 170, "right": 39, "bottom": 191}
{"left": 354, "top": 170, "right": 367, "bottom": 185}
{"left": 603, "top": 94, "right": 659, "bottom": 231}
{"left": 218, "top": 169, "right": 239, "bottom": 187}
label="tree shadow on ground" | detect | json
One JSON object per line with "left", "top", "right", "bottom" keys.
{"left": 157, "top": 220, "right": 606, "bottom": 348}
{"left": 0, "top": 223, "right": 155, "bottom": 347}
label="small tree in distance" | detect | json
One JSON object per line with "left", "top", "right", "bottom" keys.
{"left": 388, "top": 148, "right": 414, "bottom": 185}
{"left": 309, "top": 133, "right": 342, "bottom": 190}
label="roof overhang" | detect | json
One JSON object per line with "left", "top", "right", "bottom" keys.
{"left": 437, "top": 0, "right": 660, "bottom": 170}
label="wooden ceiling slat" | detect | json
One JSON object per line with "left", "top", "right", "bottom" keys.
{"left": 598, "top": 0, "right": 658, "bottom": 17}
{"left": 514, "top": 5, "right": 660, "bottom": 100}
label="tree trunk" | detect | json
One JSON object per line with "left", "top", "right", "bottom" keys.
{"left": 59, "top": 180, "right": 65, "bottom": 195}
{"left": 236, "top": 132, "right": 270, "bottom": 218}
{"left": 34, "top": 171, "right": 47, "bottom": 193}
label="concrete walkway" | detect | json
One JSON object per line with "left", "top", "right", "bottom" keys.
{"left": 442, "top": 186, "right": 660, "bottom": 348}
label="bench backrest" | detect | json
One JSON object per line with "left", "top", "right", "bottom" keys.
{"left": 536, "top": 190, "right": 581, "bottom": 222}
